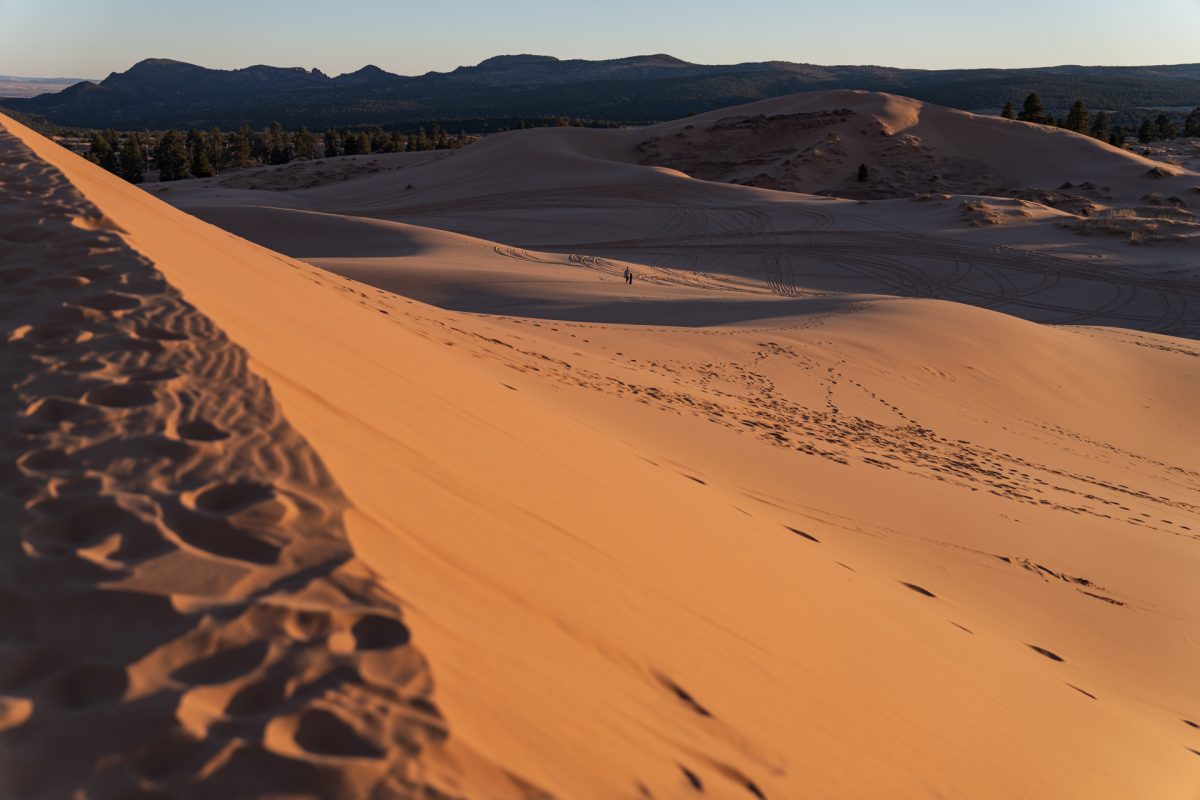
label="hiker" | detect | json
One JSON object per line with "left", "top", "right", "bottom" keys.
{"left": 623, "top": 266, "right": 632, "bottom": 285}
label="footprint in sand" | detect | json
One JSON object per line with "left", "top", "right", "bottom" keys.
{"left": 1027, "top": 644, "right": 1064, "bottom": 662}
{"left": 899, "top": 581, "right": 937, "bottom": 598}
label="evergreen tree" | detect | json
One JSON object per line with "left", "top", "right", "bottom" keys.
{"left": 154, "top": 130, "right": 190, "bottom": 181}
{"left": 207, "top": 127, "right": 225, "bottom": 169}
{"left": 119, "top": 134, "right": 145, "bottom": 184}
{"left": 323, "top": 128, "right": 340, "bottom": 157}
{"left": 1155, "top": 113, "right": 1179, "bottom": 139}
{"left": 389, "top": 130, "right": 407, "bottom": 153}
{"left": 342, "top": 130, "right": 362, "bottom": 155}
{"left": 1018, "top": 93, "right": 1049, "bottom": 124}
{"left": 266, "top": 121, "right": 291, "bottom": 164}
{"left": 367, "top": 126, "right": 388, "bottom": 153}
{"left": 1108, "top": 126, "right": 1126, "bottom": 148}
{"left": 231, "top": 124, "right": 253, "bottom": 168}
{"left": 187, "top": 129, "right": 215, "bottom": 177}
{"left": 295, "top": 127, "right": 318, "bottom": 160}
{"left": 251, "top": 130, "right": 271, "bottom": 164}
{"left": 1064, "top": 99, "right": 1090, "bottom": 134}
{"left": 1186, "top": 107, "right": 1200, "bottom": 137}
{"left": 1090, "top": 111, "right": 1110, "bottom": 141}
{"left": 86, "top": 130, "right": 118, "bottom": 172}
{"left": 856, "top": 163, "right": 870, "bottom": 182}
{"left": 1137, "top": 118, "right": 1155, "bottom": 143}
{"left": 1001, "top": 101, "right": 1014, "bottom": 119}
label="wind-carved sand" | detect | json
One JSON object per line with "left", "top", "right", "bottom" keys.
{"left": 0, "top": 127, "right": 470, "bottom": 798}
{"left": 4, "top": 97, "right": 1200, "bottom": 799}
{"left": 166, "top": 92, "right": 1200, "bottom": 338}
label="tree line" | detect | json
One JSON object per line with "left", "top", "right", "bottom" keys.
{"left": 83, "top": 122, "right": 472, "bottom": 183}
{"left": 1001, "top": 94, "right": 1200, "bottom": 146}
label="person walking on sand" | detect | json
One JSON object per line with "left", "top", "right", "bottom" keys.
{"left": 623, "top": 266, "right": 632, "bottom": 286}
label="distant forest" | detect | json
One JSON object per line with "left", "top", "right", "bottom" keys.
{"left": 75, "top": 121, "right": 494, "bottom": 184}
{"left": 1002, "top": 94, "right": 1200, "bottom": 146}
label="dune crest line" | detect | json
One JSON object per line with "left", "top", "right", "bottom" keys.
{"left": 0, "top": 124, "right": 454, "bottom": 798}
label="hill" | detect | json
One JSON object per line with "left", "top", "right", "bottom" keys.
{"left": 6, "top": 55, "right": 1200, "bottom": 130}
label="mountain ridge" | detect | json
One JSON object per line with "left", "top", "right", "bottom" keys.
{"left": 6, "top": 54, "right": 1200, "bottom": 130}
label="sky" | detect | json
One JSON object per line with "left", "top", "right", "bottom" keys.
{"left": 3, "top": 0, "right": 1200, "bottom": 79}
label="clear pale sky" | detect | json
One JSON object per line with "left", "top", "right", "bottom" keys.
{"left": 3, "top": 0, "right": 1200, "bottom": 79}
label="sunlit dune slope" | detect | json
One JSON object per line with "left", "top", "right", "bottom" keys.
{"left": 4, "top": 113, "right": 1200, "bottom": 799}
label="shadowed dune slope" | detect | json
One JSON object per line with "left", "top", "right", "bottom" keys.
{"left": 5, "top": 113, "right": 1200, "bottom": 798}
{"left": 166, "top": 91, "right": 1200, "bottom": 338}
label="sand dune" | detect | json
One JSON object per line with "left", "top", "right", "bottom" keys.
{"left": 166, "top": 92, "right": 1200, "bottom": 339}
{"left": 4, "top": 100, "right": 1200, "bottom": 800}
{"left": 0, "top": 120, "right": 523, "bottom": 799}
{"left": 635, "top": 90, "right": 1199, "bottom": 200}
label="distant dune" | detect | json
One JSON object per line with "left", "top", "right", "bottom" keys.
{"left": 3, "top": 90, "right": 1200, "bottom": 800}
{"left": 166, "top": 91, "right": 1200, "bottom": 336}
{"left": 635, "top": 90, "right": 1197, "bottom": 199}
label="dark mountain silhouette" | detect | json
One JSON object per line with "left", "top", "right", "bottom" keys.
{"left": 5, "top": 55, "right": 1200, "bottom": 130}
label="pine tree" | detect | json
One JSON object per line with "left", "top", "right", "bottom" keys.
{"left": 295, "top": 127, "right": 317, "bottom": 160}
{"left": 154, "top": 130, "right": 190, "bottom": 181}
{"left": 1001, "top": 101, "right": 1015, "bottom": 119}
{"left": 187, "top": 129, "right": 215, "bottom": 177}
{"left": 119, "top": 134, "right": 145, "bottom": 184}
{"left": 1155, "top": 113, "right": 1178, "bottom": 139}
{"left": 1064, "top": 100, "right": 1090, "bottom": 135}
{"left": 856, "top": 163, "right": 870, "bottom": 182}
{"left": 251, "top": 130, "right": 270, "bottom": 164}
{"left": 207, "top": 127, "right": 225, "bottom": 170}
{"left": 1018, "top": 93, "right": 1048, "bottom": 124}
{"left": 86, "top": 131, "right": 118, "bottom": 172}
{"left": 367, "top": 126, "right": 388, "bottom": 153}
{"left": 1186, "top": 108, "right": 1200, "bottom": 137}
{"left": 1108, "top": 126, "right": 1126, "bottom": 148}
{"left": 1090, "top": 111, "right": 1110, "bottom": 141}
{"left": 323, "top": 129, "right": 340, "bottom": 157}
{"left": 1138, "top": 118, "right": 1155, "bottom": 143}
{"left": 231, "top": 124, "right": 253, "bottom": 168}
{"left": 265, "top": 121, "right": 291, "bottom": 164}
